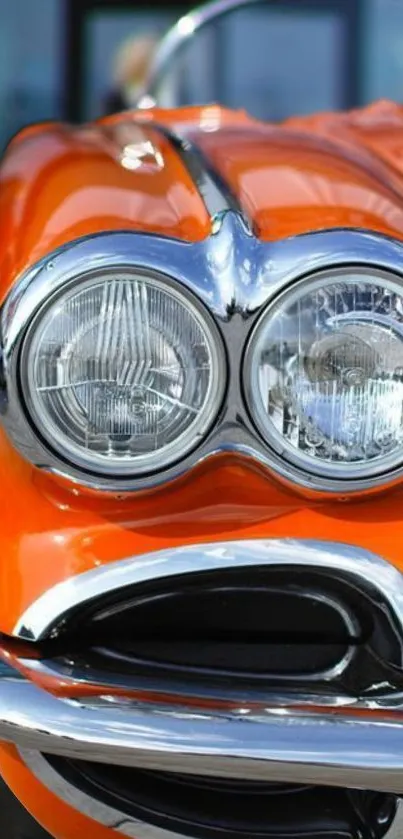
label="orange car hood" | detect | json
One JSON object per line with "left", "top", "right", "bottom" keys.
{"left": 2, "top": 99, "right": 403, "bottom": 296}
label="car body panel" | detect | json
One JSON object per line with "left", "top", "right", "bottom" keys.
{"left": 0, "top": 117, "right": 211, "bottom": 297}
{"left": 3, "top": 100, "right": 403, "bottom": 836}
{"left": 134, "top": 101, "right": 403, "bottom": 241}
{"left": 0, "top": 744, "right": 114, "bottom": 839}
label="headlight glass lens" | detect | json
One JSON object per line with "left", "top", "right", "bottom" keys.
{"left": 244, "top": 268, "right": 403, "bottom": 480}
{"left": 21, "top": 271, "right": 225, "bottom": 475}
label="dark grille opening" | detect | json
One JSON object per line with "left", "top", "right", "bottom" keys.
{"left": 46, "top": 755, "right": 399, "bottom": 839}
{"left": 50, "top": 565, "right": 403, "bottom": 693}
{"left": 90, "top": 583, "right": 353, "bottom": 679}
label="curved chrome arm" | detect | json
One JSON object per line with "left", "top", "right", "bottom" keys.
{"left": 137, "top": 0, "right": 262, "bottom": 108}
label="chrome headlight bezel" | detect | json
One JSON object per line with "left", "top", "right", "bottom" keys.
{"left": 19, "top": 267, "right": 226, "bottom": 478}
{"left": 243, "top": 265, "right": 403, "bottom": 486}
{"left": 3, "top": 220, "right": 403, "bottom": 497}
{"left": 0, "top": 231, "right": 229, "bottom": 493}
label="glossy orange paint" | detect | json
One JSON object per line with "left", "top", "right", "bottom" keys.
{"left": 0, "top": 118, "right": 210, "bottom": 299}
{"left": 284, "top": 99, "right": 403, "bottom": 180}
{"left": 0, "top": 744, "right": 116, "bottom": 839}
{"left": 1, "top": 421, "right": 403, "bottom": 639}
{"left": 186, "top": 104, "right": 403, "bottom": 241}
{"left": 3, "top": 101, "right": 403, "bottom": 837}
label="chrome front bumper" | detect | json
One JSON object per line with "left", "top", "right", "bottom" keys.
{"left": 3, "top": 538, "right": 403, "bottom": 831}
{"left": 1, "top": 666, "right": 403, "bottom": 794}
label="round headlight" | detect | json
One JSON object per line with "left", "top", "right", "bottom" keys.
{"left": 20, "top": 270, "right": 226, "bottom": 476}
{"left": 244, "top": 267, "right": 403, "bottom": 483}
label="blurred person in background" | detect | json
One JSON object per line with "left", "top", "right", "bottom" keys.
{"left": 103, "top": 34, "right": 158, "bottom": 115}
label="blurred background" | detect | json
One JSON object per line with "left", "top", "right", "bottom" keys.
{"left": 1, "top": 0, "right": 403, "bottom": 152}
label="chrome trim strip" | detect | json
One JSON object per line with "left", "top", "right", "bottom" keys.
{"left": 18, "top": 749, "right": 403, "bottom": 839}
{"left": 12, "top": 657, "right": 377, "bottom": 709}
{"left": 13, "top": 538, "right": 402, "bottom": 643}
{"left": 4, "top": 220, "right": 403, "bottom": 493}
{"left": 149, "top": 121, "right": 249, "bottom": 224}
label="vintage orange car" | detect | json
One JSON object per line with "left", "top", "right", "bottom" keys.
{"left": 2, "top": 0, "right": 403, "bottom": 836}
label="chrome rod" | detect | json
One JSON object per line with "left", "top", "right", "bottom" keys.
{"left": 139, "top": 0, "right": 270, "bottom": 106}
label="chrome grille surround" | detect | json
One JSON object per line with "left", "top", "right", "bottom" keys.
{"left": 0, "top": 538, "right": 400, "bottom": 839}
{"left": 15, "top": 537, "right": 400, "bottom": 643}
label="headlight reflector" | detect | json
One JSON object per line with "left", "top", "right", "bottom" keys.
{"left": 244, "top": 268, "right": 403, "bottom": 481}
{"left": 21, "top": 271, "right": 225, "bottom": 476}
